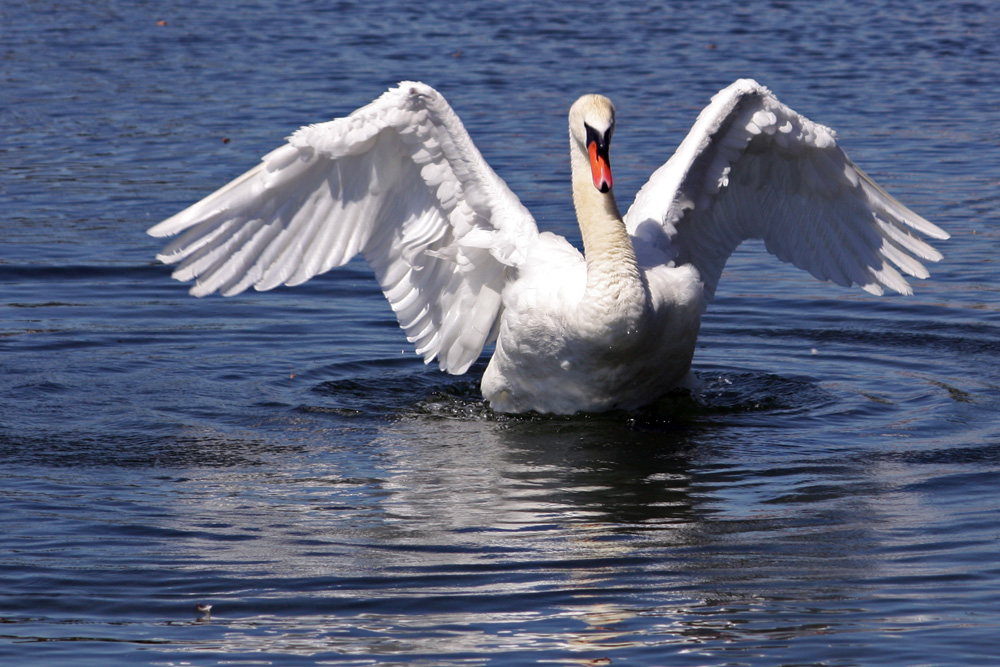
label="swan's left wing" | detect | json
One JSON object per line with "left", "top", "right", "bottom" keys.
{"left": 625, "top": 79, "right": 948, "bottom": 301}
{"left": 149, "top": 82, "right": 538, "bottom": 374}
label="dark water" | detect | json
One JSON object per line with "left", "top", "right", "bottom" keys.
{"left": 3, "top": 0, "right": 999, "bottom": 664}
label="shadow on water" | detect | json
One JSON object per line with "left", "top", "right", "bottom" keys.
{"left": 291, "top": 363, "right": 845, "bottom": 536}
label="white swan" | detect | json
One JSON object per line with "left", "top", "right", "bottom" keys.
{"left": 149, "top": 80, "right": 948, "bottom": 414}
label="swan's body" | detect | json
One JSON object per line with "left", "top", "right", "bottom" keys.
{"left": 149, "top": 80, "right": 948, "bottom": 414}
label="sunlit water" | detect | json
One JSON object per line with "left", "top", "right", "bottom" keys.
{"left": 2, "top": 1, "right": 999, "bottom": 665}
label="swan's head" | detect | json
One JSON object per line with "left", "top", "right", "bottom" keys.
{"left": 569, "top": 94, "right": 616, "bottom": 193}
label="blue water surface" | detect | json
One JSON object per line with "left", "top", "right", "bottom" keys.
{"left": 2, "top": 0, "right": 1000, "bottom": 665}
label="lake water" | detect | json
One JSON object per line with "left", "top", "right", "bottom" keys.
{"left": 2, "top": 0, "right": 999, "bottom": 665}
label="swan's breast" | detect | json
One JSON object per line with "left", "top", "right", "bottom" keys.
{"left": 482, "top": 255, "right": 704, "bottom": 414}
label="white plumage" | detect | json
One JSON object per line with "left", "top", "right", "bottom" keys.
{"left": 149, "top": 80, "right": 948, "bottom": 414}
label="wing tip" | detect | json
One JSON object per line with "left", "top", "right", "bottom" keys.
{"left": 924, "top": 221, "right": 951, "bottom": 241}
{"left": 147, "top": 215, "right": 180, "bottom": 238}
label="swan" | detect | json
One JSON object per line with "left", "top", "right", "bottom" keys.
{"left": 149, "top": 80, "right": 948, "bottom": 414}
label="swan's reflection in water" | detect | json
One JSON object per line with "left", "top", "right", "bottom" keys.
{"left": 158, "top": 384, "right": 894, "bottom": 662}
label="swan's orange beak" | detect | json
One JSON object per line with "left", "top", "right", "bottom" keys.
{"left": 587, "top": 139, "right": 613, "bottom": 193}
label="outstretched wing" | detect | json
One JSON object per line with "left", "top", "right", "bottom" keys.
{"left": 624, "top": 79, "right": 948, "bottom": 301}
{"left": 149, "top": 82, "right": 539, "bottom": 374}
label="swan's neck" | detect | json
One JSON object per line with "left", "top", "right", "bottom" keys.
{"left": 571, "top": 145, "right": 644, "bottom": 311}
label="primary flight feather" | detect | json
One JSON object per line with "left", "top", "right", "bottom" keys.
{"left": 149, "top": 80, "right": 948, "bottom": 414}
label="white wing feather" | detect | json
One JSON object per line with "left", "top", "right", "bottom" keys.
{"left": 149, "top": 82, "right": 539, "bottom": 374}
{"left": 625, "top": 79, "right": 949, "bottom": 300}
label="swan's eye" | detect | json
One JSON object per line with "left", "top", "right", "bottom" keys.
{"left": 585, "top": 124, "right": 609, "bottom": 149}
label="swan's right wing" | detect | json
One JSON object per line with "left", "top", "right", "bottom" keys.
{"left": 625, "top": 79, "right": 948, "bottom": 302}
{"left": 149, "top": 82, "right": 539, "bottom": 374}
